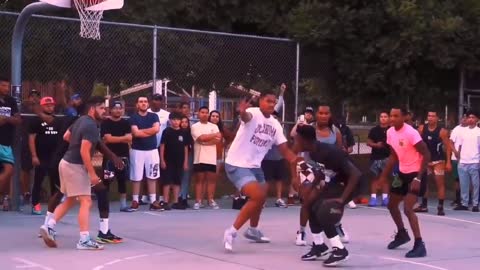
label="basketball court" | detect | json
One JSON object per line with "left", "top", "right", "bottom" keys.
{"left": 0, "top": 199, "right": 478, "bottom": 270}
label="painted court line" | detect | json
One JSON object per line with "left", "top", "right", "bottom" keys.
{"left": 353, "top": 253, "right": 449, "bottom": 270}
{"left": 92, "top": 252, "right": 173, "bottom": 270}
{"left": 360, "top": 206, "right": 480, "bottom": 226}
{"left": 12, "top": 257, "right": 53, "bottom": 270}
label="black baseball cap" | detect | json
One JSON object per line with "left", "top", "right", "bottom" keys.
{"left": 152, "top": 94, "right": 164, "bottom": 101}
{"left": 304, "top": 107, "right": 314, "bottom": 114}
{"left": 110, "top": 100, "right": 123, "bottom": 109}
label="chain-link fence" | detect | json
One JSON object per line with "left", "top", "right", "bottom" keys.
{"left": 0, "top": 11, "right": 298, "bottom": 121}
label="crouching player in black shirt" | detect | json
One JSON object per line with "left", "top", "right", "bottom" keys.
{"left": 293, "top": 125, "right": 361, "bottom": 266}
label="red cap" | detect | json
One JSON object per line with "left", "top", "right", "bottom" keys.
{"left": 40, "top": 96, "right": 56, "bottom": 106}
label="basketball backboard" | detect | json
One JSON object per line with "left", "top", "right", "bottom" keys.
{"left": 39, "top": 0, "right": 124, "bottom": 10}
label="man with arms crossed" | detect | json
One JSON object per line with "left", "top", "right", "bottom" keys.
{"left": 223, "top": 91, "right": 298, "bottom": 252}
{"left": 378, "top": 107, "right": 430, "bottom": 258}
{"left": 129, "top": 96, "right": 162, "bottom": 211}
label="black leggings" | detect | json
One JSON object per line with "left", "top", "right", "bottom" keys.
{"left": 32, "top": 163, "right": 60, "bottom": 206}
{"left": 96, "top": 182, "right": 110, "bottom": 219}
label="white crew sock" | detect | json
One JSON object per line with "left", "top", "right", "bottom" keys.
{"left": 299, "top": 226, "right": 306, "bottom": 233}
{"left": 44, "top": 211, "right": 54, "bottom": 226}
{"left": 149, "top": 194, "right": 156, "bottom": 204}
{"left": 141, "top": 195, "right": 149, "bottom": 202}
{"left": 371, "top": 194, "right": 377, "bottom": 199}
{"left": 120, "top": 198, "right": 127, "bottom": 208}
{"left": 329, "top": 235, "right": 344, "bottom": 249}
{"left": 382, "top": 193, "right": 388, "bottom": 200}
{"left": 47, "top": 218, "right": 56, "bottom": 229}
{"left": 132, "top": 195, "right": 139, "bottom": 202}
{"left": 159, "top": 196, "right": 164, "bottom": 202}
{"left": 99, "top": 218, "right": 109, "bottom": 234}
{"left": 313, "top": 232, "right": 325, "bottom": 245}
{"left": 79, "top": 231, "right": 90, "bottom": 242}
{"left": 228, "top": 225, "right": 238, "bottom": 234}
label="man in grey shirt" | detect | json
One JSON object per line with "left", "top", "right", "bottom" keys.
{"left": 40, "top": 96, "right": 106, "bottom": 250}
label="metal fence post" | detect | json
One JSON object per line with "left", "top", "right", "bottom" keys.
{"left": 152, "top": 26, "right": 157, "bottom": 95}
{"left": 10, "top": 2, "right": 60, "bottom": 211}
{"left": 295, "top": 42, "right": 300, "bottom": 120}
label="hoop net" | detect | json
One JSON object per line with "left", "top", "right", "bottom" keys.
{"left": 73, "top": 0, "right": 105, "bottom": 40}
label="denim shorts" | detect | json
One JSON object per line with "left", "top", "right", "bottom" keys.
{"left": 224, "top": 163, "right": 266, "bottom": 191}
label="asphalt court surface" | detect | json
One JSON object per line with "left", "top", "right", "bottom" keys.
{"left": 0, "top": 199, "right": 479, "bottom": 270}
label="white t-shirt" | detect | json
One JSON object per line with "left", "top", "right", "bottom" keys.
{"left": 148, "top": 108, "right": 170, "bottom": 148}
{"left": 450, "top": 125, "right": 467, "bottom": 161}
{"left": 191, "top": 121, "right": 220, "bottom": 165}
{"left": 226, "top": 107, "right": 287, "bottom": 168}
{"left": 457, "top": 126, "right": 480, "bottom": 164}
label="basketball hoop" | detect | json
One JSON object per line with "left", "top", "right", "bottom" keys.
{"left": 73, "top": 0, "right": 104, "bottom": 40}
{"left": 39, "top": 0, "right": 124, "bottom": 40}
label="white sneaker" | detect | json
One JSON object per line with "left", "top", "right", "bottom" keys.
{"left": 275, "top": 198, "right": 287, "bottom": 208}
{"left": 223, "top": 229, "right": 236, "bottom": 252}
{"left": 77, "top": 238, "right": 104, "bottom": 250}
{"left": 347, "top": 201, "right": 357, "bottom": 209}
{"left": 336, "top": 223, "right": 350, "bottom": 243}
{"left": 244, "top": 227, "right": 270, "bottom": 243}
{"left": 193, "top": 202, "right": 200, "bottom": 210}
{"left": 209, "top": 200, "right": 220, "bottom": 210}
{"left": 295, "top": 230, "right": 307, "bottom": 246}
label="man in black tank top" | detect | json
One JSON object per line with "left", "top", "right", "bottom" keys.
{"left": 415, "top": 111, "right": 451, "bottom": 215}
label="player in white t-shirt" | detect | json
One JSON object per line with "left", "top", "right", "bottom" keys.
{"left": 449, "top": 115, "right": 467, "bottom": 206}
{"left": 455, "top": 111, "right": 480, "bottom": 212}
{"left": 148, "top": 94, "right": 171, "bottom": 148}
{"left": 191, "top": 106, "right": 221, "bottom": 210}
{"left": 223, "top": 91, "right": 298, "bottom": 252}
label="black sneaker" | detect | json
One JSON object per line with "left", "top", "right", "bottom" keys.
{"left": 453, "top": 205, "right": 469, "bottom": 211}
{"left": 414, "top": 205, "right": 428, "bottom": 213}
{"left": 323, "top": 247, "right": 349, "bottom": 266}
{"left": 160, "top": 201, "right": 171, "bottom": 211}
{"left": 172, "top": 202, "right": 186, "bottom": 210}
{"left": 387, "top": 229, "right": 410, "bottom": 249}
{"left": 472, "top": 205, "right": 479, "bottom": 212}
{"left": 437, "top": 206, "right": 445, "bottom": 216}
{"left": 96, "top": 230, "right": 123, "bottom": 244}
{"left": 301, "top": 243, "right": 330, "bottom": 261}
{"left": 405, "top": 241, "right": 427, "bottom": 258}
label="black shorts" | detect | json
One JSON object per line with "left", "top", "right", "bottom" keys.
{"left": 390, "top": 171, "right": 427, "bottom": 197}
{"left": 193, "top": 163, "right": 216, "bottom": 173}
{"left": 163, "top": 164, "right": 184, "bottom": 185}
{"left": 261, "top": 159, "right": 287, "bottom": 182}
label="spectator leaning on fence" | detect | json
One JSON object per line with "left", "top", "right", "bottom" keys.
{"left": 367, "top": 111, "right": 391, "bottom": 207}
{"left": 0, "top": 76, "right": 21, "bottom": 211}
{"left": 191, "top": 106, "right": 221, "bottom": 210}
{"left": 454, "top": 110, "right": 480, "bottom": 212}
